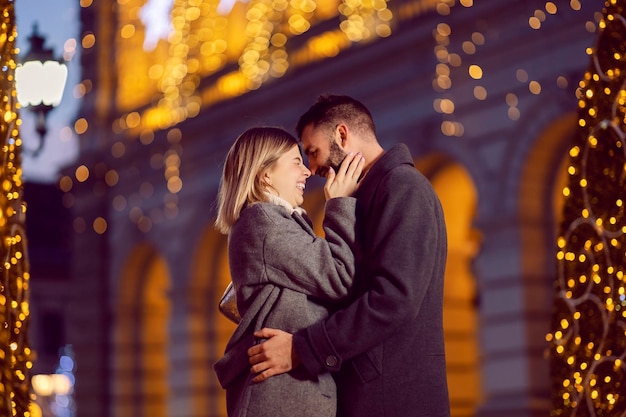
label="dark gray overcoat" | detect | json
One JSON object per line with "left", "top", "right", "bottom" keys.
{"left": 293, "top": 144, "right": 451, "bottom": 417}
{"left": 214, "top": 197, "right": 357, "bottom": 417}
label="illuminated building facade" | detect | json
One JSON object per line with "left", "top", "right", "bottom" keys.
{"left": 63, "top": 0, "right": 599, "bottom": 416}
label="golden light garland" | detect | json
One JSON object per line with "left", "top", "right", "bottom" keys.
{"left": 67, "top": 0, "right": 414, "bottom": 237}
{"left": 109, "top": 0, "right": 396, "bottom": 135}
{"left": 549, "top": 0, "right": 626, "bottom": 415}
{"left": 338, "top": 0, "right": 393, "bottom": 41}
{"left": 0, "top": 0, "right": 34, "bottom": 416}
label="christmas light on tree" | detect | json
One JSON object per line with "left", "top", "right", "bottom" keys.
{"left": 0, "top": 0, "right": 34, "bottom": 416}
{"left": 550, "top": 0, "right": 626, "bottom": 416}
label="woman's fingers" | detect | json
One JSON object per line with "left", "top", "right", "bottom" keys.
{"left": 324, "top": 152, "right": 365, "bottom": 200}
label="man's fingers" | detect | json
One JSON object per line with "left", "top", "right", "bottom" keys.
{"left": 247, "top": 344, "right": 262, "bottom": 358}
{"left": 250, "top": 359, "right": 289, "bottom": 382}
{"left": 252, "top": 369, "right": 272, "bottom": 383}
{"left": 250, "top": 360, "right": 278, "bottom": 376}
{"left": 253, "top": 328, "right": 280, "bottom": 339}
{"left": 248, "top": 350, "right": 265, "bottom": 365}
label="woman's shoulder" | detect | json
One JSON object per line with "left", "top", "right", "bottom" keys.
{"left": 246, "top": 202, "right": 292, "bottom": 219}
{"left": 234, "top": 203, "right": 292, "bottom": 230}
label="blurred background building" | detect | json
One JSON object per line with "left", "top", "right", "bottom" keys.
{"left": 19, "top": 0, "right": 604, "bottom": 416}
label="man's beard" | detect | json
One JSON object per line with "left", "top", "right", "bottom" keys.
{"left": 325, "top": 140, "right": 347, "bottom": 177}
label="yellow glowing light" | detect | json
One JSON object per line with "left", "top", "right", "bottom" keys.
{"left": 468, "top": 64, "right": 482, "bottom": 79}
{"left": 439, "top": 99, "right": 455, "bottom": 114}
{"left": 507, "top": 107, "right": 520, "bottom": 121}
{"left": 82, "top": 33, "right": 96, "bottom": 49}
{"left": 529, "top": 16, "right": 541, "bottom": 29}
{"left": 546, "top": 2, "right": 557, "bottom": 14}
{"left": 529, "top": 80, "right": 541, "bottom": 94}
{"left": 516, "top": 69, "right": 528, "bottom": 82}
{"left": 120, "top": 24, "right": 135, "bottom": 39}
{"left": 93, "top": 217, "right": 108, "bottom": 235}
{"left": 436, "top": 23, "right": 451, "bottom": 36}
{"left": 462, "top": 41, "right": 476, "bottom": 54}
{"left": 75, "top": 165, "right": 90, "bottom": 182}
{"left": 74, "top": 118, "right": 88, "bottom": 135}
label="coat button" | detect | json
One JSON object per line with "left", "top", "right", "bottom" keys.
{"left": 325, "top": 355, "right": 338, "bottom": 367}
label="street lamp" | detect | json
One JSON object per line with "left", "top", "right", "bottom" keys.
{"left": 15, "top": 22, "right": 68, "bottom": 157}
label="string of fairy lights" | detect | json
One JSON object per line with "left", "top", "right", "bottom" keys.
{"left": 60, "top": 0, "right": 402, "bottom": 239}
{"left": 113, "top": 0, "right": 393, "bottom": 133}
{"left": 548, "top": 0, "right": 626, "bottom": 415}
{"left": 432, "top": 0, "right": 589, "bottom": 137}
{"left": 0, "top": 0, "right": 34, "bottom": 416}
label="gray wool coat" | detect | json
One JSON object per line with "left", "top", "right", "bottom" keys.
{"left": 214, "top": 197, "right": 358, "bottom": 417}
{"left": 293, "top": 144, "right": 451, "bottom": 417}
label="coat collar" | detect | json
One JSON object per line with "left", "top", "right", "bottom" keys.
{"left": 356, "top": 143, "right": 414, "bottom": 199}
{"left": 263, "top": 192, "right": 307, "bottom": 216}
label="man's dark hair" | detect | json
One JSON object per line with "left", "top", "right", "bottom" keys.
{"left": 295, "top": 94, "right": 376, "bottom": 139}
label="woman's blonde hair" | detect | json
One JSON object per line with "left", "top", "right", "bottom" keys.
{"left": 215, "top": 126, "right": 299, "bottom": 234}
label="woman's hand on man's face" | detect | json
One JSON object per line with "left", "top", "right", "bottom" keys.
{"left": 323, "top": 152, "right": 365, "bottom": 200}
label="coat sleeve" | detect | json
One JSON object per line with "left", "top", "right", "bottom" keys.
{"left": 293, "top": 166, "right": 447, "bottom": 374}
{"left": 261, "top": 197, "right": 357, "bottom": 301}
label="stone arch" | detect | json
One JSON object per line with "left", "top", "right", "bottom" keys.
{"left": 518, "top": 112, "right": 575, "bottom": 276}
{"left": 418, "top": 156, "right": 482, "bottom": 417}
{"left": 500, "top": 91, "right": 577, "bottom": 216}
{"left": 112, "top": 243, "right": 172, "bottom": 417}
{"left": 188, "top": 226, "right": 235, "bottom": 417}
{"left": 516, "top": 111, "right": 576, "bottom": 400}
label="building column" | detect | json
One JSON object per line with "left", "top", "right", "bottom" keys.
{"left": 473, "top": 221, "right": 552, "bottom": 417}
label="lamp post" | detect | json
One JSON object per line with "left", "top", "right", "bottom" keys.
{"left": 15, "top": 22, "right": 68, "bottom": 157}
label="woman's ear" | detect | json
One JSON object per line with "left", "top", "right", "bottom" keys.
{"left": 261, "top": 170, "right": 272, "bottom": 187}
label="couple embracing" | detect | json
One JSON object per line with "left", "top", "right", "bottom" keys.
{"left": 214, "top": 94, "right": 450, "bottom": 417}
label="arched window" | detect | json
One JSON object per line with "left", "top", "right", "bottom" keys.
{"left": 427, "top": 161, "right": 482, "bottom": 417}
{"left": 113, "top": 245, "right": 171, "bottom": 417}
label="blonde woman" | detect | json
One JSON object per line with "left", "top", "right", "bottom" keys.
{"left": 213, "top": 126, "right": 364, "bottom": 417}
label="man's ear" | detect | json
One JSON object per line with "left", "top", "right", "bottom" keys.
{"left": 337, "top": 124, "right": 349, "bottom": 146}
